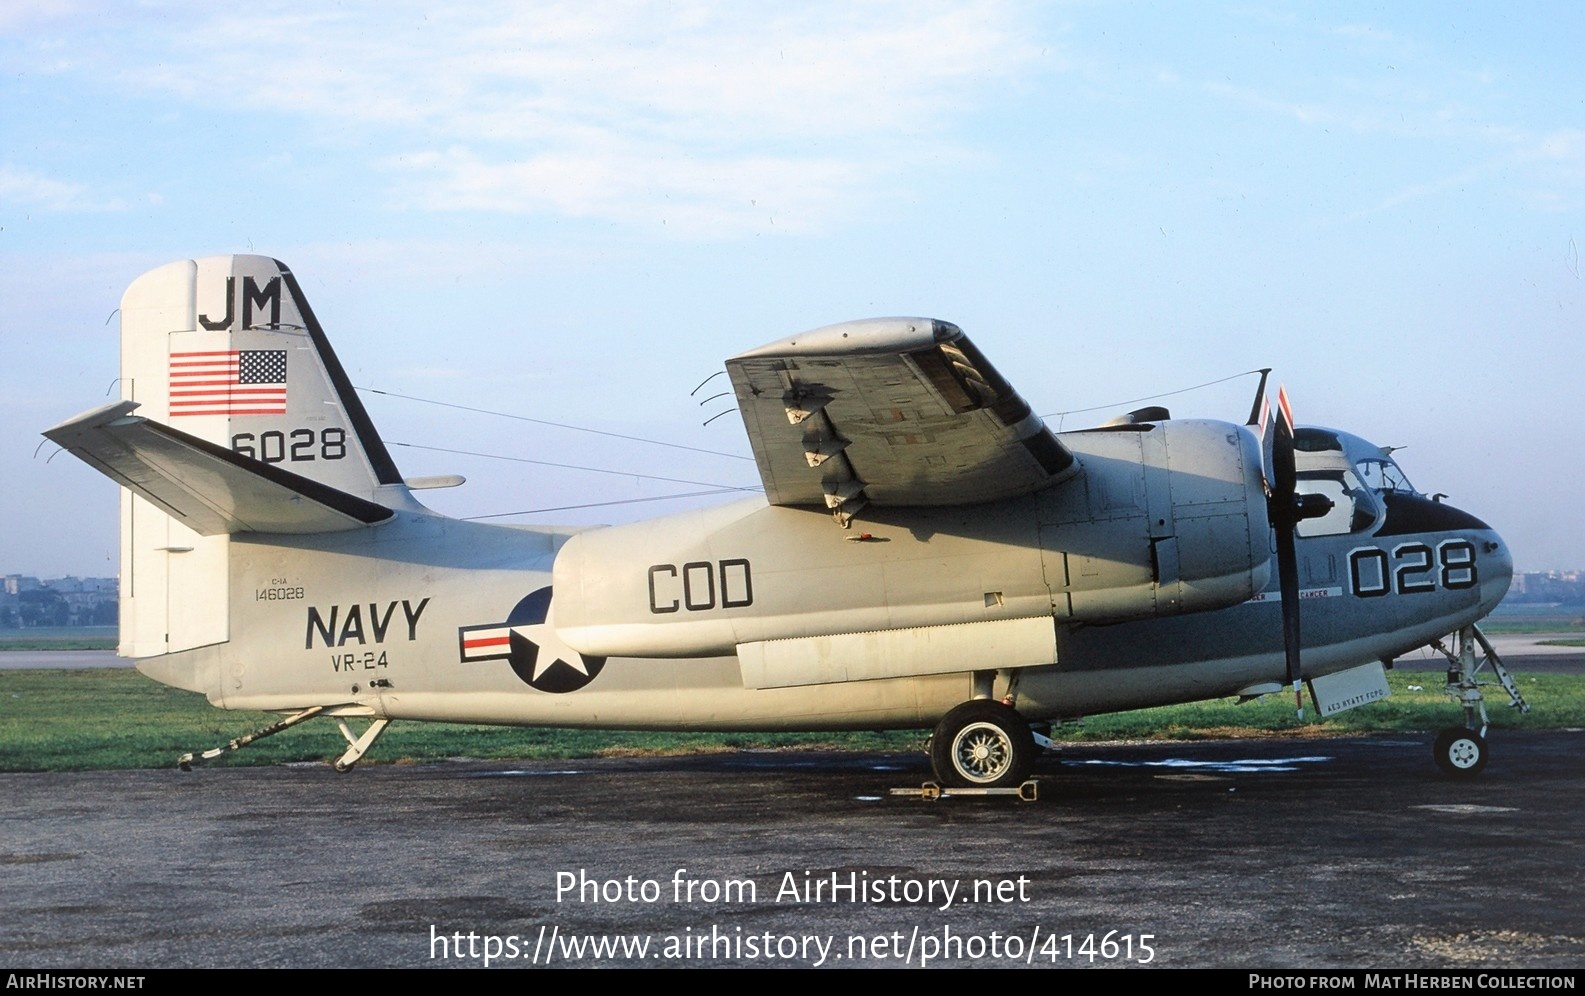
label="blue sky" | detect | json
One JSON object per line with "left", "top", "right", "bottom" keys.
{"left": 4, "top": 1, "right": 1582, "bottom": 577}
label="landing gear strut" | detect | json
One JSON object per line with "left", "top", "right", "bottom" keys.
{"left": 1427, "top": 623, "right": 1527, "bottom": 778}
{"left": 929, "top": 700, "right": 1036, "bottom": 788}
{"left": 176, "top": 707, "right": 391, "bottom": 772}
{"left": 178, "top": 705, "right": 326, "bottom": 770}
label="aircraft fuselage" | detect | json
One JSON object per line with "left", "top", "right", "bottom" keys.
{"left": 140, "top": 432, "right": 1509, "bottom": 733}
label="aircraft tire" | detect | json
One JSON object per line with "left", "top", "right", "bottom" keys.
{"left": 930, "top": 700, "right": 1036, "bottom": 788}
{"left": 1433, "top": 727, "right": 1488, "bottom": 777}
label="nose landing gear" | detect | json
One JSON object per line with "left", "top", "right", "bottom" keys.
{"left": 1428, "top": 623, "right": 1527, "bottom": 778}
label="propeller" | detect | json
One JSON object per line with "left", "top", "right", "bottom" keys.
{"left": 1259, "top": 386, "right": 1333, "bottom": 720}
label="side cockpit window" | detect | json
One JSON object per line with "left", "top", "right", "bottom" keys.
{"left": 1295, "top": 469, "right": 1382, "bottom": 537}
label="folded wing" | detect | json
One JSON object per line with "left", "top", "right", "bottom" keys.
{"left": 726, "top": 318, "right": 1077, "bottom": 524}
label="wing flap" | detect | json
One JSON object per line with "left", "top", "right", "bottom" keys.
{"left": 43, "top": 401, "right": 393, "bottom": 535}
{"left": 727, "top": 318, "right": 1076, "bottom": 520}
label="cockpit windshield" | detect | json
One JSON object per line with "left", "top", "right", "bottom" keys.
{"left": 1354, "top": 456, "right": 1418, "bottom": 496}
{"left": 1296, "top": 426, "right": 1421, "bottom": 498}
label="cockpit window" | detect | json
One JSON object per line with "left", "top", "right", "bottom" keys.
{"left": 1294, "top": 428, "right": 1342, "bottom": 452}
{"left": 1355, "top": 458, "right": 1417, "bottom": 496}
{"left": 1295, "top": 469, "right": 1383, "bottom": 537}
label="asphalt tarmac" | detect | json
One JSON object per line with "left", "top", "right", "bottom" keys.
{"left": 3, "top": 731, "right": 1583, "bottom": 969}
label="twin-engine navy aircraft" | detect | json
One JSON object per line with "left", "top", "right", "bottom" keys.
{"left": 45, "top": 255, "right": 1525, "bottom": 786}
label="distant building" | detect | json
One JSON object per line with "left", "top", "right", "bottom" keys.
{"left": 0, "top": 574, "right": 118, "bottom": 627}
{"left": 1508, "top": 571, "right": 1585, "bottom": 606}
{"left": 2, "top": 575, "right": 42, "bottom": 596}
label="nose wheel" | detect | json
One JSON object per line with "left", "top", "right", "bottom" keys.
{"left": 1433, "top": 727, "right": 1488, "bottom": 777}
{"left": 929, "top": 700, "right": 1036, "bottom": 788}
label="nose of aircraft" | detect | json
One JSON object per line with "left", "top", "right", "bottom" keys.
{"left": 1476, "top": 523, "right": 1513, "bottom": 618}
{"left": 1377, "top": 491, "right": 1512, "bottom": 618}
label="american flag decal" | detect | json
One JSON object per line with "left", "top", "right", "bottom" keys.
{"left": 169, "top": 349, "right": 288, "bottom": 416}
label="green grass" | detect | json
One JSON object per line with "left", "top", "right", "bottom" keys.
{"left": 0, "top": 627, "right": 117, "bottom": 651}
{"left": 1481, "top": 622, "right": 1585, "bottom": 635}
{"left": 2, "top": 667, "right": 1580, "bottom": 772}
{"left": 1041, "top": 669, "right": 1576, "bottom": 741}
{"left": 0, "top": 669, "right": 926, "bottom": 771}
{"left": 1480, "top": 607, "right": 1585, "bottom": 635}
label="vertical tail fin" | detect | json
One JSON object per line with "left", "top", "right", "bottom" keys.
{"left": 116, "top": 255, "right": 404, "bottom": 658}
{"left": 122, "top": 255, "right": 402, "bottom": 496}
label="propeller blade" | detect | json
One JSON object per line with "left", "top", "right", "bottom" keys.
{"left": 1272, "top": 385, "right": 1296, "bottom": 499}
{"left": 1275, "top": 506, "right": 1304, "bottom": 719}
{"left": 1256, "top": 394, "right": 1275, "bottom": 492}
{"left": 1267, "top": 385, "right": 1306, "bottom": 720}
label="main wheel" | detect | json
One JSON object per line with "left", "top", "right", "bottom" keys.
{"left": 1433, "top": 726, "right": 1488, "bottom": 777}
{"left": 930, "top": 701, "right": 1036, "bottom": 788}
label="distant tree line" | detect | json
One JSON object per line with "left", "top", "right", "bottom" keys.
{"left": 0, "top": 583, "right": 118, "bottom": 628}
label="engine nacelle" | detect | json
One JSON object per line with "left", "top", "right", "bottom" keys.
{"left": 552, "top": 419, "right": 1269, "bottom": 663}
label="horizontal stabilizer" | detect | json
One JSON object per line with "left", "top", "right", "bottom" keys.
{"left": 44, "top": 401, "right": 394, "bottom": 536}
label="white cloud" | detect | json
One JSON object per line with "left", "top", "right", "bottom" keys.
{"left": 386, "top": 143, "right": 872, "bottom": 235}
{"left": 1200, "top": 80, "right": 1399, "bottom": 136}
{"left": 87, "top": 1, "right": 1043, "bottom": 237}
{"left": 1516, "top": 128, "right": 1585, "bottom": 212}
{"left": 0, "top": 0, "right": 86, "bottom": 34}
{"left": 1530, "top": 128, "right": 1585, "bottom": 164}
{"left": 0, "top": 166, "right": 128, "bottom": 213}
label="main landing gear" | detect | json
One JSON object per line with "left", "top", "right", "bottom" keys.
{"left": 930, "top": 700, "right": 1037, "bottom": 788}
{"left": 927, "top": 670, "right": 1047, "bottom": 789}
{"left": 1427, "top": 623, "right": 1527, "bottom": 778}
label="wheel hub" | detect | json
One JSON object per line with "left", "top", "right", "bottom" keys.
{"left": 1448, "top": 737, "right": 1481, "bottom": 768}
{"left": 956, "top": 724, "right": 1012, "bottom": 781}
